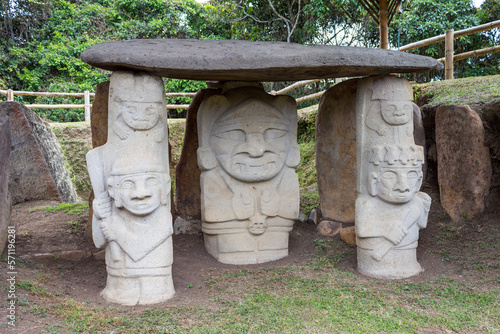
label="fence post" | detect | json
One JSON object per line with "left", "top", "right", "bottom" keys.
{"left": 84, "top": 90, "right": 90, "bottom": 122}
{"left": 6, "top": 89, "right": 14, "bottom": 101}
{"left": 445, "top": 29, "right": 454, "bottom": 80}
{"left": 379, "top": 0, "right": 389, "bottom": 49}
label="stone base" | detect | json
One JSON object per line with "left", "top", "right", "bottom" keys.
{"left": 204, "top": 230, "right": 291, "bottom": 265}
{"left": 101, "top": 272, "right": 175, "bottom": 306}
{"left": 357, "top": 247, "right": 422, "bottom": 279}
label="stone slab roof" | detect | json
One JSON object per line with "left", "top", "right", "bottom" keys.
{"left": 81, "top": 39, "right": 443, "bottom": 82}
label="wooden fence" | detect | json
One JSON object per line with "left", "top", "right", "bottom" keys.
{"left": 399, "top": 19, "right": 500, "bottom": 80}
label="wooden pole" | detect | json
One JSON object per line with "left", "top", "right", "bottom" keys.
{"left": 379, "top": 0, "right": 389, "bottom": 49}
{"left": 84, "top": 90, "right": 91, "bottom": 122}
{"left": 438, "top": 45, "right": 500, "bottom": 63}
{"left": 6, "top": 89, "right": 14, "bottom": 101}
{"left": 445, "top": 29, "right": 454, "bottom": 80}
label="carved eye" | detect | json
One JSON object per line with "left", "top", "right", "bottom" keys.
{"left": 145, "top": 106, "right": 156, "bottom": 115}
{"left": 385, "top": 105, "right": 397, "bottom": 113}
{"left": 146, "top": 177, "right": 160, "bottom": 186}
{"left": 407, "top": 171, "right": 419, "bottom": 180}
{"left": 215, "top": 130, "right": 245, "bottom": 141}
{"left": 121, "top": 180, "right": 135, "bottom": 189}
{"left": 403, "top": 104, "right": 412, "bottom": 112}
{"left": 382, "top": 171, "right": 397, "bottom": 180}
{"left": 264, "top": 128, "right": 288, "bottom": 141}
{"left": 125, "top": 105, "right": 136, "bottom": 114}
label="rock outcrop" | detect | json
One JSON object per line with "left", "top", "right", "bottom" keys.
{"left": 435, "top": 105, "right": 492, "bottom": 221}
{"left": 0, "top": 102, "right": 79, "bottom": 204}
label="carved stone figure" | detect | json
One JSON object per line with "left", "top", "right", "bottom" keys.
{"left": 356, "top": 76, "right": 431, "bottom": 279}
{"left": 86, "top": 71, "right": 174, "bottom": 305}
{"left": 197, "top": 82, "right": 300, "bottom": 264}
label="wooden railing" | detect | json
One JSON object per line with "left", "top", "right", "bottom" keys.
{"left": 399, "top": 19, "right": 500, "bottom": 80}
{"left": 0, "top": 89, "right": 197, "bottom": 122}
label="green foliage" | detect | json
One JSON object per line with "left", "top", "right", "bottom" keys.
{"left": 43, "top": 202, "right": 89, "bottom": 215}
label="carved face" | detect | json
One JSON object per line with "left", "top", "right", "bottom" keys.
{"left": 380, "top": 100, "right": 413, "bottom": 125}
{"left": 116, "top": 173, "right": 163, "bottom": 216}
{"left": 375, "top": 167, "right": 421, "bottom": 204}
{"left": 120, "top": 102, "right": 161, "bottom": 130}
{"left": 210, "top": 113, "right": 291, "bottom": 182}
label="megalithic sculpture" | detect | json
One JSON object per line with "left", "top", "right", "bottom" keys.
{"left": 87, "top": 71, "right": 174, "bottom": 305}
{"left": 355, "top": 75, "right": 431, "bottom": 279}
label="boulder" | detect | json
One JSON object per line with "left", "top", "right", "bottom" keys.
{"left": 317, "top": 220, "right": 342, "bottom": 237}
{"left": 0, "top": 102, "right": 79, "bottom": 204}
{"left": 81, "top": 39, "right": 443, "bottom": 82}
{"left": 316, "top": 79, "right": 359, "bottom": 223}
{"left": 340, "top": 226, "right": 356, "bottom": 246}
{"left": 175, "top": 88, "right": 220, "bottom": 218}
{"left": 436, "top": 105, "right": 492, "bottom": 221}
{"left": 0, "top": 116, "right": 12, "bottom": 254}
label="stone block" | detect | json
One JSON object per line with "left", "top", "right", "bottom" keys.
{"left": 0, "top": 116, "right": 12, "bottom": 255}
{"left": 198, "top": 82, "right": 299, "bottom": 264}
{"left": 86, "top": 71, "right": 174, "bottom": 305}
{"left": 0, "top": 102, "right": 79, "bottom": 204}
{"left": 436, "top": 105, "right": 492, "bottom": 221}
{"left": 316, "top": 79, "right": 359, "bottom": 223}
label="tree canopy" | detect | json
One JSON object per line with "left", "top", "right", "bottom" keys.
{"left": 0, "top": 0, "right": 498, "bottom": 121}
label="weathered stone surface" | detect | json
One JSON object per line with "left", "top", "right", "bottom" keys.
{"left": 0, "top": 102, "right": 79, "bottom": 204}
{"left": 81, "top": 39, "right": 443, "bottom": 82}
{"left": 0, "top": 116, "right": 12, "bottom": 255}
{"left": 317, "top": 220, "right": 342, "bottom": 236}
{"left": 355, "top": 76, "right": 430, "bottom": 279}
{"left": 435, "top": 105, "right": 492, "bottom": 221}
{"left": 87, "top": 71, "right": 174, "bottom": 305}
{"left": 86, "top": 81, "right": 110, "bottom": 239}
{"left": 316, "top": 80, "right": 428, "bottom": 225}
{"left": 413, "top": 103, "right": 427, "bottom": 181}
{"left": 340, "top": 226, "right": 356, "bottom": 246}
{"left": 91, "top": 81, "right": 110, "bottom": 148}
{"left": 316, "top": 79, "right": 359, "bottom": 223}
{"left": 175, "top": 88, "right": 220, "bottom": 218}
{"left": 198, "top": 82, "right": 299, "bottom": 264}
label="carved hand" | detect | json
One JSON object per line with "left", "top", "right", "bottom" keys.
{"left": 233, "top": 192, "right": 255, "bottom": 220}
{"left": 385, "top": 222, "right": 407, "bottom": 245}
{"left": 260, "top": 190, "right": 279, "bottom": 217}
{"left": 93, "top": 195, "right": 112, "bottom": 220}
{"left": 99, "top": 219, "right": 115, "bottom": 241}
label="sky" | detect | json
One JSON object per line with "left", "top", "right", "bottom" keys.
{"left": 474, "top": 0, "right": 485, "bottom": 7}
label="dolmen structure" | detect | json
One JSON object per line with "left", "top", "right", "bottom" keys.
{"left": 81, "top": 38, "right": 443, "bottom": 304}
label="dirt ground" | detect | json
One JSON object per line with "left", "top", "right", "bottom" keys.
{"left": 2, "top": 182, "right": 499, "bottom": 332}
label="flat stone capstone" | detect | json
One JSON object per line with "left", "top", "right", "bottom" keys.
{"left": 81, "top": 39, "right": 444, "bottom": 82}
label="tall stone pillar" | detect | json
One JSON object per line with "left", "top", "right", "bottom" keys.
{"left": 197, "top": 82, "right": 300, "bottom": 264}
{"left": 355, "top": 76, "right": 431, "bottom": 279}
{"left": 86, "top": 71, "right": 174, "bottom": 305}
{"left": 0, "top": 116, "right": 12, "bottom": 254}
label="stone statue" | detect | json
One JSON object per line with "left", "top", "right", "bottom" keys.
{"left": 86, "top": 71, "right": 174, "bottom": 305}
{"left": 197, "top": 82, "right": 300, "bottom": 264}
{"left": 356, "top": 76, "right": 431, "bottom": 279}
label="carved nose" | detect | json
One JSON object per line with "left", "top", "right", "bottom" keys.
{"left": 132, "top": 182, "right": 152, "bottom": 199}
{"left": 246, "top": 134, "right": 265, "bottom": 157}
{"left": 394, "top": 175, "right": 410, "bottom": 192}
